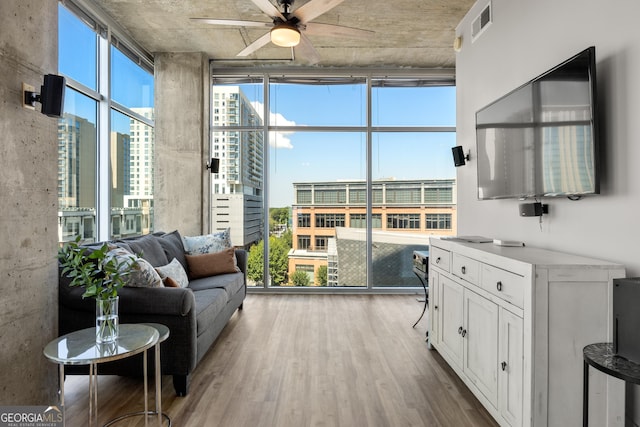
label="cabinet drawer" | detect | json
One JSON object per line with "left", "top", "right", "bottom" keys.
{"left": 481, "top": 264, "right": 524, "bottom": 309}
{"left": 452, "top": 253, "right": 480, "bottom": 285}
{"left": 430, "top": 246, "right": 451, "bottom": 272}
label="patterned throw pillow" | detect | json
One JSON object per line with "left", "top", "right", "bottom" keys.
{"left": 155, "top": 258, "right": 189, "bottom": 288}
{"left": 182, "top": 228, "right": 232, "bottom": 255}
{"left": 107, "top": 246, "right": 163, "bottom": 288}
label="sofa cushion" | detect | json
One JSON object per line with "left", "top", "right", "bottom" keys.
{"left": 108, "top": 247, "right": 163, "bottom": 288}
{"left": 182, "top": 229, "right": 231, "bottom": 255}
{"left": 188, "top": 271, "right": 244, "bottom": 300}
{"left": 120, "top": 234, "right": 168, "bottom": 267}
{"left": 185, "top": 248, "right": 239, "bottom": 279}
{"left": 193, "top": 288, "right": 228, "bottom": 337}
{"left": 158, "top": 230, "right": 188, "bottom": 272}
{"left": 156, "top": 258, "right": 189, "bottom": 288}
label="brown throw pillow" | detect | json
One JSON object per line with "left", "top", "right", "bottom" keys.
{"left": 163, "top": 276, "right": 180, "bottom": 288}
{"left": 185, "top": 247, "right": 239, "bottom": 279}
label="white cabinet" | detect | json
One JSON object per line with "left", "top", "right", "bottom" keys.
{"left": 464, "top": 289, "right": 499, "bottom": 407}
{"left": 499, "top": 307, "right": 523, "bottom": 427}
{"left": 428, "top": 238, "right": 625, "bottom": 427}
{"left": 438, "top": 275, "right": 464, "bottom": 366}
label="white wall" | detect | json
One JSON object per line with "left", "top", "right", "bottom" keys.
{"left": 455, "top": 0, "right": 640, "bottom": 423}
{"left": 456, "top": 0, "right": 640, "bottom": 274}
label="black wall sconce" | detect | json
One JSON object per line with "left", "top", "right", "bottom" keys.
{"left": 206, "top": 158, "right": 220, "bottom": 174}
{"left": 23, "top": 74, "right": 66, "bottom": 118}
{"left": 452, "top": 145, "right": 470, "bottom": 167}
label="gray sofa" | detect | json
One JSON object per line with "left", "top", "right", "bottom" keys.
{"left": 58, "top": 230, "right": 246, "bottom": 396}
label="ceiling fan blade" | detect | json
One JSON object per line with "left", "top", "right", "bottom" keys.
{"left": 294, "top": 33, "right": 321, "bottom": 64}
{"left": 190, "top": 18, "right": 272, "bottom": 28}
{"left": 251, "top": 0, "right": 285, "bottom": 21}
{"left": 293, "top": 0, "right": 345, "bottom": 24}
{"left": 237, "top": 32, "right": 272, "bottom": 57}
{"left": 304, "top": 22, "right": 373, "bottom": 39}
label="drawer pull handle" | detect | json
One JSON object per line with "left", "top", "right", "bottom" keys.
{"left": 434, "top": 305, "right": 438, "bottom": 310}
{"left": 436, "top": 257, "right": 441, "bottom": 264}
{"left": 501, "top": 361, "right": 507, "bottom": 371}
{"left": 458, "top": 326, "right": 463, "bottom": 335}
{"left": 496, "top": 281, "right": 503, "bottom": 291}
{"left": 461, "top": 329, "right": 467, "bottom": 338}
{"left": 461, "top": 266, "right": 466, "bottom": 274}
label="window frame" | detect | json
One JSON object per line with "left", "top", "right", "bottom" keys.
{"left": 58, "top": 0, "right": 154, "bottom": 243}
{"left": 210, "top": 67, "right": 456, "bottom": 291}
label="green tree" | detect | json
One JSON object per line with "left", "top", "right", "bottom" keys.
{"left": 270, "top": 207, "right": 289, "bottom": 225}
{"left": 269, "top": 207, "right": 290, "bottom": 233}
{"left": 280, "top": 228, "right": 292, "bottom": 247}
{"left": 246, "top": 235, "right": 291, "bottom": 286}
{"left": 269, "top": 236, "right": 289, "bottom": 285}
{"left": 247, "top": 240, "right": 265, "bottom": 284}
{"left": 291, "top": 269, "right": 310, "bottom": 286}
{"left": 316, "top": 265, "right": 328, "bottom": 286}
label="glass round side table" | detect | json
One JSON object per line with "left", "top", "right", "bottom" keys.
{"left": 583, "top": 342, "right": 640, "bottom": 426}
{"left": 104, "top": 323, "right": 171, "bottom": 426}
{"left": 43, "top": 323, "right": 168, "bottom": 427}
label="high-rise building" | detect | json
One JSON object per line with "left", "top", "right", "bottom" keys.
{"left": 128, "top": 108, "right": 154, "bottom": 199}
{"left": 57, "top": 115, "right": 97, "bottom": 242}
{"left": 211, "top": 86, "right": 264, "bottom": 248}
{"left": 57, "top": 108, "right": 155, "bottom": 243}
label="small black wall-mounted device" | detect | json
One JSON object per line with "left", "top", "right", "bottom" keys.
{"left": 452, "top": 146, "right": 468, "bottom": 167}
{"left": 207, "top": 158, "right": 220, "bottom": 174}
{"left": 40, "top": 74, "right": 65, "bottom": 117}
{"left": 519, "top": 202, "right": 549, "bottom": 217}
{"left": 24, "top": 74, "right": 65, "bottom": 118}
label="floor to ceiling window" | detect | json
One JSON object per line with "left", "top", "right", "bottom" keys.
{"left": 211, "top": 68, "right": 456, "bottom": 290}
{"left": 57, "top": 0, "right": 154, "bottom": 244}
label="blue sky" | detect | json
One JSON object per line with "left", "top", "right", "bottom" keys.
{"left": 59, "top": 3, "right": 456, "bottom": 208}
{"left": 247, "top": 83, "right": 457, "bottom": 206}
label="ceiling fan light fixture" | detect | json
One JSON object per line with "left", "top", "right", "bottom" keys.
{"left": 270, "top": 23, "right": 300, "bottom": 47}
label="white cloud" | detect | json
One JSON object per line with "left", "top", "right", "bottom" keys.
{"left": 250, "top": 101, "right": 297, "bottom": 149}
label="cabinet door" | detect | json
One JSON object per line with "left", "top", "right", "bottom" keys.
{"left": 438, "top": 276, "right": 464, "bottom": 367}
{"left": 464, "top": 289, "right": 499, "bottom": 408}
{"left": 499, "top": 308, "right": 523, "bottom": 427}
{"left": 428, "top": 270, "right": 440, "bottom": 348}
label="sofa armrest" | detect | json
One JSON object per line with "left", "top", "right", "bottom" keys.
{"left": 235, "top": 249, "right": 247, "bottom": 277}
{"left": 60, "top": 284, "right": 194, "bottom": 317}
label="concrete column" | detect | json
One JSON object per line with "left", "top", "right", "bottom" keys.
{"left": 154, "top": 52, "right": 210, "bottom": 236}
{"left": 0, "top": 0, "right": 59, "bottom": 403}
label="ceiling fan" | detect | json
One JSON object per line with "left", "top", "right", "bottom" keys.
{"left": 191, "top": 0, "right": 373, "bottom": 63}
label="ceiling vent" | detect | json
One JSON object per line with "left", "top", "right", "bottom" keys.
{"left": 471, "top": 2, "right": 492, "bottom": 42}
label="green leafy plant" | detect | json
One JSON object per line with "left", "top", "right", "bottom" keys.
{"left": 291, "top": 269, "right": 311, "bottom": 287}
{"left": 58, "top": 236, "right": 134, "bottom": 301}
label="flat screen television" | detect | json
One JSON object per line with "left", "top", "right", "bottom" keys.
{"left": 475, "top": 46, "right": 599, "bottom": 200}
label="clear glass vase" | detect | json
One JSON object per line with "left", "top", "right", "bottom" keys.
{"left": 96, "top": 296, "right": 119, "bottom": 343}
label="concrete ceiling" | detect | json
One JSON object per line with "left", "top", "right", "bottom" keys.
{"left": 91, "top": 0, "right": 475, "bottom": 69}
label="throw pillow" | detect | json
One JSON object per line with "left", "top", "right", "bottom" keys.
{"left": 107, "top": 246, "right": 163, "bottom": 288}
{"left": 182, "top": 228, "right": 231, "bottom": 255}
{"left": 163, "top": 276, "right": 180, "bottom": 288}
{"left": 185, "top": 247, "right": 239, "bottom": 279}
{"left": 155, "top": 258, "right": 189, "bottom": 288}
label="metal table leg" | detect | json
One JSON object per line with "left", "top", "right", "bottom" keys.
{"left": 412, "top": 271, "right": 428, "bottom": 328}
{"left": 583, "top": 360, "right": 589, "bottom": 427}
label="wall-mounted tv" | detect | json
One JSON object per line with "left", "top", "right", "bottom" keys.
{"left": 476, "top": 46, "right": 599, "bottom": 200}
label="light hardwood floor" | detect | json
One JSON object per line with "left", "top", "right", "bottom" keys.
{"left": 62, "top": 294, "right": 498, "bottom": 427}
